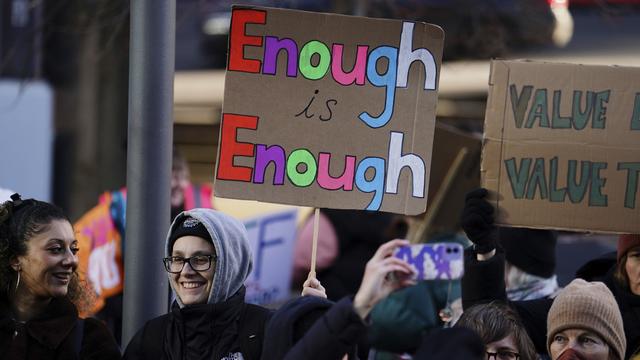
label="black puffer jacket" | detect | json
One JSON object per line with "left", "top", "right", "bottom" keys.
{"left": 462, "top": 250, "right": 640, "bottom": 359}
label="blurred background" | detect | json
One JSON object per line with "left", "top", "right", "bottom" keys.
{"left": 1, "top": 0, "right": 639, "bottom": 285}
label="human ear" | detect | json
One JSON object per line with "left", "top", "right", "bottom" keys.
{"left": 9, "top": 257, "right": 20, "bottom": 272}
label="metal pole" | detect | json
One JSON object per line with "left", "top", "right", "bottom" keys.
{"left": 122, "top": 0, "right": 175, "bottom": 348}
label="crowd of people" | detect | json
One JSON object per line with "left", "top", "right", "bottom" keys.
{"left": 0, "top": 190, "right": 638, "bottom": 359}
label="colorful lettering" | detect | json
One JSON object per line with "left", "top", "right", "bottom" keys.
{"left": 217, "top": 114, "right": 258, "bottom": 182}
{"left": 228, "top": 9, "right": 266, "bottom": 73}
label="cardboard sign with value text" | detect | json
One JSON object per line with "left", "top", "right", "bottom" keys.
{"left": 483, "top": 60, "right": 640, "bottom": 233}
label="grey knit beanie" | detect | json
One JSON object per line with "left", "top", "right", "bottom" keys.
{"left": 546, "top": 279, "right": 625, "bottom": 360}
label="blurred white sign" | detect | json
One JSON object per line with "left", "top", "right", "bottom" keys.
{"left": 244, "top": 209, "right": 298, "bottom": 306}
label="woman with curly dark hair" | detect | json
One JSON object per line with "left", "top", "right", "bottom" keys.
{"left": 0, "top": 194, "right": 121, "bottom": 359}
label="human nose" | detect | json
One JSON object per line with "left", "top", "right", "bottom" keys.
{"left": 180, "top": 259, "right": 197, "bottom": 274}
{"left": 62, "top": 248, "right": 78, "bottom": 268}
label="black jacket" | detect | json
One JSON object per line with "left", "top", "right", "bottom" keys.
{"left": 461, "top": 249, "right": 640, "bottom": 359}
{"left": 123, "top": 291, "right": 271, "bottom": 360}
{"left": 0, "top": 296, "right": 121, "bottom": 360}
{"left": 262, "top": 296, "right": 365, "bottom": 360}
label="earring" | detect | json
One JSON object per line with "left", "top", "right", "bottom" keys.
{"left": 14, "top": 270, "right": 20, "bottom": 292}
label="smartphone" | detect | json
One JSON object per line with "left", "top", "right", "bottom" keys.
{"left": 393, "top": 242, "right": 464, "bottom": 281}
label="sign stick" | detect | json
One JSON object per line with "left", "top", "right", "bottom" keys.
{"left": 308, "top": 208, "right": 320, "bottom": 279}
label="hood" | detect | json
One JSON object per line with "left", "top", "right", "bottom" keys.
{"left": 166, "top": 208, "right": 252, "bottom": 307}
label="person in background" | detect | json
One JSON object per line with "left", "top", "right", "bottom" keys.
{"left": 123, "top": 209, "right": 271, "bottom": 360}
{"left": 456, "top": 301, "right": 538, "bottom": 360}
{"left": 74, "top": 147, "right": 213, "bottom": 343}
{"left": 460, "top": 188, "right": 640, "bottom": 358}
{"left": 265, "top": 239, "right": 486, "bottom": 360}
{"left": 366, "top": 233, "right": 470, "bottom": 360}
{"left": 0, "top": 194, "right": 121, "bottom": 359}
{"left": 499, "top": 227, "right": 560, "bottom": 301}
{"left": 547, "top": 279, "right": 626, "bottom": 360}
{"left": 263, "top": 239, "right": 416, "bottom": 360}
{"left": 292, "top": 209, "right": 409, "bottom": 301}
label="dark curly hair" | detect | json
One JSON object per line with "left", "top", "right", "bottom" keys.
{"left": 0, "top": 195, "right": 92, "bottom": 311}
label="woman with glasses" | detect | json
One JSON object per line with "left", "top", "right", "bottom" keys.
{"left": 0, "top": 194, "right": 121, "bottom": 359}
{"left": 456, "top": 301, "right": 537, "bottom": 360}
{"left": 123, "top": 209, "right": 271, "bottom": 360}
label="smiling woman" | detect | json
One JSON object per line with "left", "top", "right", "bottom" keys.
{"left": 123, "top": 209, "right": 273, "bottom": 360}
{"left": 0, "top": 194, "right": 121, "bottom": 360}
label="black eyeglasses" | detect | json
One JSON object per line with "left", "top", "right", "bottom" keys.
{"left": 163, "top": 255, "right": 216, "bottom": 273}
{"left": 486, "top": 351, "right": 520, "bottom": 360}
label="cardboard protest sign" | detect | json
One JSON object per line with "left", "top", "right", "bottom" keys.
{"left": 423, "top": 124, "right": 481, "bottom": 235}
{"left": 243, "top": 209, "right": 298, "bottom": 305}
{"left": 483, "top": 60, "right": 640, "bottom": 233}
{"left": 214, "top": 6, "right": 444, "bottom": 215}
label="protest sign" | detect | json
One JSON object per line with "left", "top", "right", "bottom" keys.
{"left": 483, "top": 60, "right": 640, "bottom": 233}
{"left": 243, "top": 209, "right": 298, "bottom": 305}
{"left": 422, "top": 124, "right": 481, "bottom": 236}
{"left": 214, "top": 6, "right": 444, "bottom": 215}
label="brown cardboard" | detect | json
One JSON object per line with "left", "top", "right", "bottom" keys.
{"left": 422, "top": 124, "right": 482, "bottom": 236}
{"left": 214, "top": 6, "right": 444, "bottom": 215}
{"left": 482, "top": 60, "right": 640, "bottom": 233}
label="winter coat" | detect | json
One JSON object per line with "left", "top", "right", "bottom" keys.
{"left": 461, "top": 249, "right": 640, "bottom": 359}
{"left": 123, "top": 288, "right": 271, "bottom": 360}
{"left": 0, "top": 296, "right": 121, "bottom": 360}
{"left": 368, "top": 280, "right": 457, "bottom": 354}
{"left": 262, "top": 296, "right": 365, "bottom": 360}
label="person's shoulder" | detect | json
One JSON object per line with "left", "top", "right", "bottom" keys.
{"left": 122, "top": 314, "right": 172, "bottom": 360}
{"left": 82, "top": 318, "right": 122, "bottom": 359}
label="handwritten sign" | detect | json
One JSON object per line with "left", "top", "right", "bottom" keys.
{"left": 243, "top": 209, "right": 298, "bottom": 305}
{"left": 483, "top": 60, "right": 640, "bottom": 233}
{"left": 214, "top": 6, "right": 444, "bottom": 215}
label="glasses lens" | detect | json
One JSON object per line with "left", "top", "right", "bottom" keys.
{"left": 191, "top": 255, "right": 211, "bottom": 271}
{"left": 169, "top": 257, "right": 185, "bottom": 273}
{"left": 497, "top": 351, "right": 518, "bottom": 360}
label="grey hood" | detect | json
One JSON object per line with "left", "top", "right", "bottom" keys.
{"left": 166, "top": 208, "right": 252, "bottom": 307}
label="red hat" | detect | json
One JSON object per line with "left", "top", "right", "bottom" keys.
{"left": 617, "top": 234, "right": 640, "bottom": 262}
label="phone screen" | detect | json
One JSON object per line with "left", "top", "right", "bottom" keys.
{"left": 393, "top": 242, "right": 464, "bottom": 280}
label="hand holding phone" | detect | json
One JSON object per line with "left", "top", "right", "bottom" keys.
{"left": 393, "top": 242, "right": 464, "bottom": 281}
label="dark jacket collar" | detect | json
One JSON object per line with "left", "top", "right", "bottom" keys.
{"left": 164, "top": 287, "right": 246, "bottom": 360}
{"left": 0, "top": 295, "right": 77, "bottom": 349}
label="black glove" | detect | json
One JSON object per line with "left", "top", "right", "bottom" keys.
{"left": 460, "top": 188, "right": 496, "bottom": 254}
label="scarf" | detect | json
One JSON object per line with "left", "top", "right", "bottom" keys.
{"left": 556, "top": 348, "right": 587, "bottom": 360}
{"left": 506, "top": 275, "right": 560, "bottom": 301}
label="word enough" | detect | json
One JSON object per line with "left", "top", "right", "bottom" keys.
{"left": 228, "top": 8, "right": 438, "bottom": 128}
{"left": 216, "top": 114, "right": 426, "bottom": 211}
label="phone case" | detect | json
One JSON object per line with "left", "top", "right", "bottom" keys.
{"left": 393, "top": 242, "right": 464, "bottom": 280}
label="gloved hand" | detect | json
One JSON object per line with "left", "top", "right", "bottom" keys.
{"left": 460, "top": 188, "right": 496, "bottom": 254}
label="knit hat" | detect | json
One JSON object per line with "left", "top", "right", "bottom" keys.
{"left": 547, "top": 279, "right": 626, "bottom": 360}
{"left": 168, "top": 216, "right": 212, "bottom": 249}
{"left": 617, "top": 234, "right": 640, "bottom": 262}
{"left": 498, "top": 227, "right": 557, "bottom": 278}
